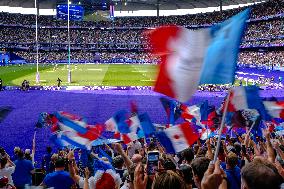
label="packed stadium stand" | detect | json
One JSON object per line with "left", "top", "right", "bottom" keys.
{"left": 0, "top": 0, "right": 283, "bottom": 65}
{"left": 1, "top": 1, "right": 284, "bottom": 189}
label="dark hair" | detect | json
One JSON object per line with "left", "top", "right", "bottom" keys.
{"left": 234, "top": 142, "right": 241, "bottom": 154}
{"left": 148, "top": 142, "right": 156, "bottom": 151}
{"left": 152, "top": 170, "right": 187, "bottom": 189}
{"left": 55, "top": 158, "right": 66, "bottom": 168}
{"left": 179, "top": 164, "right": 193, "bottom": 185}
{"left": 191, "top": 157, "right": 210, "bottom": 180}
{"left": 112, "top": 156, "right": 124, "bottom": 169}
{"left": 181, "top": 148, "right": 194, "bottom": 163}
{"left": 17, "top": 150, "right": 24, "bottom": 159}
{"left": 162, "top": 159, "right": 176, "bottom": 171}
{"left": 241, "top": 160, "right": 283, "bottom": 189}
{"left": 0, "top": 158, "right": 7, "bottom": 168}
{"left": 0, "top": 148, "right": 5, "bottom": 156}
{"left": 226, "top": 152, "right": 238, "bottom": 168}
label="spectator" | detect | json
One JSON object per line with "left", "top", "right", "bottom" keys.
{"left": 0, "top": 155, "right": 16, "bottom": 188}
{"left": 41, "top": 147, "right": 52, "bottom": 174}
{"left": 241, "top": 159, "right": 283, "bottom": 189}
{"left": 224, "top": 152, "right": 241, "bottom": 189}
{"left": 191, "top": 157, "right": 211, "bottom": 189}
{"left": 24, "top": 149, "right": 32, "bottom": 161}
{"left": 12, "top": 150, "right": 34, "bottom": 189}
{"left": 40, "top": 158, "right": 74, "bottom": 189}
{"left": 10, "top": 147, "right": 20, "bottom": 162}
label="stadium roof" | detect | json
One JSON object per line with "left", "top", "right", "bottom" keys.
{"left": 0, "top": 0, "right": 267, "bottom": 10}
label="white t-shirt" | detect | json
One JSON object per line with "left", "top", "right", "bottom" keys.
{"left": 78, "top": 176, "right": 96, "bottom": 189}
{"left": 0, "top": 166, "right": 15, "bottom": 186}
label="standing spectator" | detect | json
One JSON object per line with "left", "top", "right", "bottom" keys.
{"left": 40, "top": 158, "right": 74, "bottom": 189}
{"left": 12, "top": 150, "right": 34, "bottom": 189}
{"left": 224, "top": 152, "right": 241, "bottom": 189}
{"left": 191, "top": 157, "right": 210, "bottom": 189}
{"left": 41, "top": 147, "right": 52, "bottom": 174}
{"left": 10, "top": 147, "right": 20, "bottom": 162}
{"left": 24, "top": 149, "right": 32, "bottom": 161}
{"left": 127, "top": 140, "right": 142, "bottom": 159}
{"left": 0, "top": 154, "right": 16, "bottom": 188}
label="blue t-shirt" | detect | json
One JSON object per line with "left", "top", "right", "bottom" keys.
{"left": 43, "top": 170, "right": 74, "bottom": 189}
{"left": 225, "top": 166, "right": 241, "bottom": 189}
{"left": 12, "top": 159, "right": 34, "bottom": 186}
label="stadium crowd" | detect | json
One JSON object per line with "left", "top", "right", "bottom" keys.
{"left": 0, "top": 1, "right": 283, "bottom": 54}
{"left": 14, "top": 51, "right": 157, "bottom": 64}
{"left": 0, "top": 0, "right": 283, "bottom": 27}
{"left": 238, "top": 51, "right": 284, "bottom": 68}
{"left": 0, "top": 128, "right": 284, "bottom": 189}
{"left": 0, "top": 19, "right": 283, "bottom": 48}
{"left": 11, "top": 50, "right": 284, "bottom": 67}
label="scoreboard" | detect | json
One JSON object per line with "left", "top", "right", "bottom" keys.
{"left": 56, "top": 4, "right": 84, "bottom": 21}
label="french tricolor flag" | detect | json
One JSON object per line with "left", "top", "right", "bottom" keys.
{"left": 263, "top": 101, "right": 284, "bottom": 119}
{"left": 156, "top": 122, "right": 199, "bottom": 154}
{"left": 55, "top": 111, "right": 88, "bottom": 134}
{"left": 147, "top": 9, "right": 250, "bottom": 102}
{"left": 227, "top": 86, "right": 271, "bottom": 120}
{"left": 105, "top": 110, "right": 130, "bottom": 134}
{"left": 60, "top": 131, "right": 93, "bottom": 150}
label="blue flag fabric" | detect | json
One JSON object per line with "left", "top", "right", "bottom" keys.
{"left": 200, "top": 100, "right": 209, "bottom": 122}
{"left": 98, "top": 147, "right": 113, "bottom": 163}
{"left": 250, "top": 118, "right": 265, "bottom": 142}
{"left": 155, "top": 131, "right": 175, "bottom": 154}
{"left": 113, "top": 110, "right": 131, "bottom": 134}
{"left": 199, "top": 9, "right": 250, "bottom": 84}
{"left": 55, "top": 112, "right": 88, "bottom": 134}
{"left": 160, "top": 97, "right": 182, "bottom": 125}
{"left": 138, "top": 113, "right": 156, "bottom": 136}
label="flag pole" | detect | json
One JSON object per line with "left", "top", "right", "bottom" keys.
{"left": 32, "top": 131, "right": 36, "bottom": 165}
{"left": 248, "top": 121, "right": 256, "bottom": 134}
{"left": 213, "top": 89, "right": 231, "bottom": 162}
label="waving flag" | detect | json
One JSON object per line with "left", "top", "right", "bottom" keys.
{"left": 138, "top": 113, "right": 155, "bottom": 136}
{"left": 156, "top": 122, "right": 199, "bottom": 154}
{"left": 77, "top": 125, "right": 104, "bottom": 141}
{"left": 51, "top": 131, "right": 93, "bottom": 150}
{"left": 121, "top": 114, "right": 141, "bottom": 144}
{"left": 55, "top": 111, "right": 88, "bottom": 134}
{"left": 181, "top": 103, "right": 216, "bottom": 129}
{"left": 227, "top": 86, "right": 271, "bottom": 121}
{"left": 105, "top": 110, "right": 130, "bottom": 134}
{"left": 263, "top": 101, "right": 284, "bottom": 119}
{"left": 160, "top": 97, "right": 182, "bottom": 125}
{"left": 148, "top": 9, "right": 250, "bottom": 102}
{"left": 181, "top": 105, "right": 201, "bottom": 122}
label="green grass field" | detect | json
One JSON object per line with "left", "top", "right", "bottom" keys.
{"left": 0, "top": 64, "right": 158, "bottom": 86}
